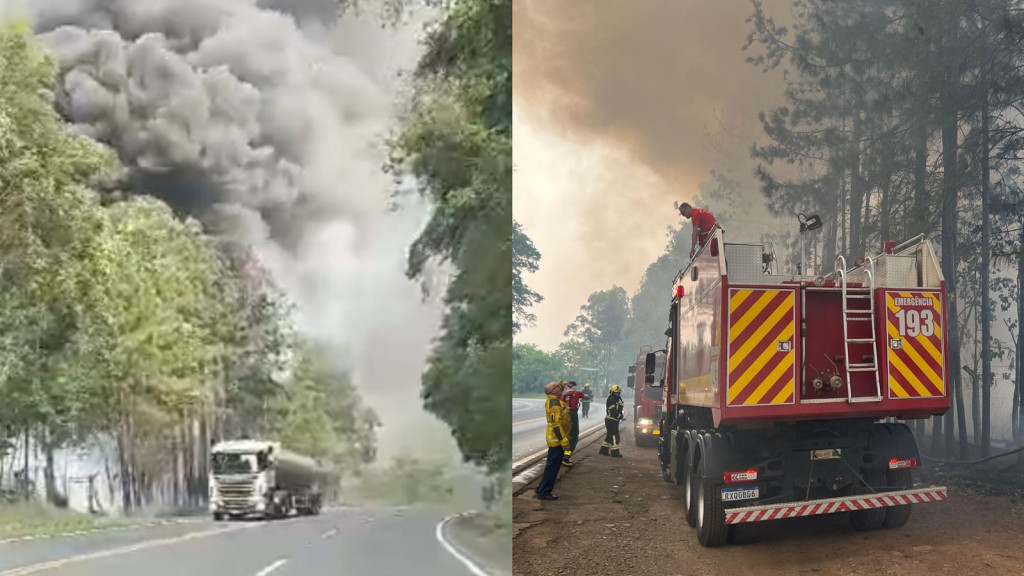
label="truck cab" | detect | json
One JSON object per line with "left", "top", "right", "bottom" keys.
{"left": 210, "top": 439, "right": 325, "bottom": 521}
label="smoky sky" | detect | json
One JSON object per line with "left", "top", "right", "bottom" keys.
{"left": 514, "top": 0, "right": 792, "bottom": 186}
{"left": 18, "top": 0, "right": 397, "bottom": 253}
{"left": 0, "top": 0, "right": 464, "bottom": 464}
{"left": 514, "top": 0, "right": 792, "bottom": 350}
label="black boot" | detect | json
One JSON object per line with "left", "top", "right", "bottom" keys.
{"left": 598, "top": 446, "right": 609, "bottom": 456}
{"left": 610, "top": 450, "right": 622, "bottom": 458}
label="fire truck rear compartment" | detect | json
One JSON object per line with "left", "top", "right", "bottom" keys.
{"left": 802, "top": 288, "right": 876, "bottom": 401}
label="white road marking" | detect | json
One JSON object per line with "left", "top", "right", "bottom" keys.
{"left": 435, "top": 514, "right": 491, "bottom": 576}
{"left": 0, "top": 523, "right": 260, "bottom": 576}
{"left": 0, "top": 518, "right": 205, "bottom": 545}
{"left": 255, "top": 558, "right": 288, "bottom": 576}
{"left": 321, "top": 528, "right": 337, "bottom": 539}
{"left": 512, "top": 423, "right": 604, "bottom": 471}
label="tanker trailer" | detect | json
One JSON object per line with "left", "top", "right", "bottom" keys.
{"left": 210, "top": 439, "right": 334, "bottom": 521}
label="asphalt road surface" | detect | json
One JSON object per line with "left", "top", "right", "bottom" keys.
{"left": 0, "top": 507, "right": 478, "bottom": 576}
{"left": 512, "top": 397, "right": 603, "bottom": 463}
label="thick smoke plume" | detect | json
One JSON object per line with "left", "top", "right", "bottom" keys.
{"left": 513, "top": 0, "right": 793, "bottom": 349}
{"left": 1, "top": 0, "right": 458, "bottom": 463}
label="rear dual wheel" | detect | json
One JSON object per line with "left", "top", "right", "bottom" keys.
{"left": 850, "top": 468, "right": 887, "bottom": 531}
{"left": 883, "top": 469, "right": 913, "bottom": 528}
{"left": 682, "top": 446, "right": 696, "bottom": 528}
{"left": 694, "top": 449, "right": 728, "bottom": 547}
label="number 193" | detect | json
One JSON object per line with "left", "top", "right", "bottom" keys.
{"left": 895, "top": 308, "right": 935, "bottom": 338}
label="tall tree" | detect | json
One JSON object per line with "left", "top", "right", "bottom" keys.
{"left": 513, "top": 221, "right": 542, "bottom": 335}
{"left": 391, "top": 0, "right": 513, "bottom": 476}
{"left": 565, "top": 287, "right": 630, "bottom": 390}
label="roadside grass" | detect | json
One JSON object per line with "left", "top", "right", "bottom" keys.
{"left": 0, "top": 501, "right": 142, "bottom": 540}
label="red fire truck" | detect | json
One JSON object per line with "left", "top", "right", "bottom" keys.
{"left": 627, "top": 346, "right": 665, "bottom": 447}
{"left": 649, "top": 229, "right": 949, "bottom": 546}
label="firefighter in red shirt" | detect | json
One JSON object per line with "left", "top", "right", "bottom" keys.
{"left": 561, "top": 381, "right": 589, "bottom": 464}
{"left": 678, "top": 202, "right": 717, "bottom": 258}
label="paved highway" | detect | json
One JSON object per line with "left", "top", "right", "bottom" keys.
{"left": 0, "top": 507, "right": 481, "bottom": 576}
{"left": 512, "top": 398, "right": 603, "bottom": 464}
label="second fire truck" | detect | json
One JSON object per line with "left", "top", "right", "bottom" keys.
{"left": 628, "top": 346, "right": 665, "bottom": 447}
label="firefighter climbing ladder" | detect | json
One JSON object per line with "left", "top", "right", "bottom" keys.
{"left": 835, "top": 255, "right": 882, "bottom": 403}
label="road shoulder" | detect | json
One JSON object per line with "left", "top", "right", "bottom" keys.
{"left": 439, "top": 511, "right": 511, "bottom": 576}
{"left": 513, "top": 422, "right": 1024, "bottom": 576}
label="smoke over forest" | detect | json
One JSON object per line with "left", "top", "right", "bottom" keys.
{"left": 1, "top": 0, "right": 458, "bottom": 462}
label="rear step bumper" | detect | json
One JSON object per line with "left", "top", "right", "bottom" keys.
{"left": 724, "top": 486, "right": 947, "bottom": 525}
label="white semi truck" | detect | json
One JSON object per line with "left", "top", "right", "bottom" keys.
{"left": 209, "top": 439, "right": 335, "bottom": 521}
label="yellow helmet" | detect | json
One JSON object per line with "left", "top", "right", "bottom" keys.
{"left": 610, "top": 385, "right": 621, "bottom": 394}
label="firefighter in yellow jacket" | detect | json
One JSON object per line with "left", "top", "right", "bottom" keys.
{"left": 536, "top": 381, "right": 572, "bottom": 500}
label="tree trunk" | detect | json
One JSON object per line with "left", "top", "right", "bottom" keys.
{"left": 117, "top": 426, "right": 132, "bottom": 512}
{"left": 172, "top": 423, "right": 181, "bottom": 508}
{"left": 841, "top": 173, "right": 848, "bottom": 259}
{"left": 935, "top": 114, "right": 960, "bottom": 456}
{"left": 980, "top": 97, "right": 992, "bottom": 458}
{"left": 912, "top": 126, "right": 929, "bottom": 236}
{"left": 198, "top": 413, "right": 210, "bottom": 506}
{"left": 43, "top": 430, "right": 58, "bottom": 506}
{"left": 971, "top": 304, "right": 981, "bottom": 444}
{"left": 22, "top": 426, "right": 30, "bottom": 500}
{"left": 849, "top": 116, "right": 865, "bottom": 259}
{"left": 822, "top": 177, "right": 838, "bottom": 271}
{"left": 879, "top": 167, "right": 892, "bottom": 245}
{"left": 1017, "top": 226, "right": 1024, "bottom": 467}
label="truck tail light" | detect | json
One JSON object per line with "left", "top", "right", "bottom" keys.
{"left": 889, "top": 458, "right": 917, "bottom": 470}
{"left": 723, "top": 469, "right": 758, "bottom": 483}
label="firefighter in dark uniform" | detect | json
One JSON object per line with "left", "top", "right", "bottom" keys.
{"left": 581, "top": 383, "right": 593, "bottom": 418}
{"left": 599, "top": 385, "right": 625, "bottom": 457}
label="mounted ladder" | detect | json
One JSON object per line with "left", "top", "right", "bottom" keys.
{"left": 835, "top": 256, "right": 882, "bottom": 403}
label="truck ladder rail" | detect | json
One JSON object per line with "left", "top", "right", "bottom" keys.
{"left": 835, "top": 255, "right": 882, "bottom": 403}
{"left": 724, "top": 486, "right": 948, "bottom": 525}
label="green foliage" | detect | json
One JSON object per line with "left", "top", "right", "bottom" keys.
{"left": 391, "top": 0, "right": 512, "bottom": 476}
{"left": 512, "top": 343, "right": 564, "bottom": 395}
{"left": 0, "top": 24, "right": 378, "bottom": 503}
{"left": 513, "top": 221, "right": 542, "bottom": 335}
{"left": 270, "top": 344, "right": 379, "bottom": 471}
{"left": 563, "top": 287, "right": 630, "bottom": 388}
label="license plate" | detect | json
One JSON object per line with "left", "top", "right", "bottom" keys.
{"left": 721, "top": 486, "right": 759, "bottom": 502}
{"left": 811, "top": 449, "right": 842, "bottom": 460}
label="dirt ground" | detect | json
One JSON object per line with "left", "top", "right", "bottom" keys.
{"left": 512, "top": 423, "right": 1024, "bottom": 576}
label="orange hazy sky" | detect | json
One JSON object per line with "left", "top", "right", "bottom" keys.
{"left": 513, "top": 0, "right": 791, "bottom": 351}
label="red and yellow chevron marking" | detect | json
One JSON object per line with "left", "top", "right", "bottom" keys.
{"left": 724, "top": 487, "right": 948, "bottom": 524}
{"left": 727, "top": 289, "right": 796, "bottom": 406}
{"left": 885, "top": 291, "right": 944, "bottom": 399}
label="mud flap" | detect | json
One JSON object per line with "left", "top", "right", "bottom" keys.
{"left": 866, "top": 422, "right": 920, "bottom": 464}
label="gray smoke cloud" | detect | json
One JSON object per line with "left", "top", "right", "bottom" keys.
{"left": 0, "top": 0, "right": 459, "bottom": 464}
{"left": 33, "top": 0, "right": 386, "bottom": 247}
